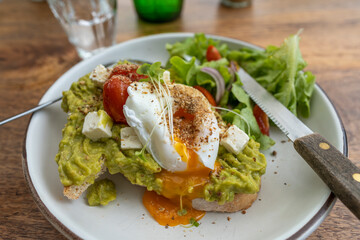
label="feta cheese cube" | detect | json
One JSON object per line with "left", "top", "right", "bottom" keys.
{"left": 220, "top": 125, "right": 249, "bottom": 155}
{"left": 82, "top": 110, "right": 113, "bottom": 141}
{"left": 121, "top": 127, "right": 143, "bottom": 149}
{"left": 90, "top": 64, "right": 111, "bottom": 87}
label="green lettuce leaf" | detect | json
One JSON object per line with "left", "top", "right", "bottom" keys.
{"left": 169, "top": 56, "right": 231, "bottom": 93}
{"left": 169, "top": 56, "right": 197, "bottom": 85}
{"left": 137, "top": 62, "right": 165, "bottom": 80}
{"left": 166, "top": 33, "right": 228, "bottom": 63}
{"left": 228, "top": 33, "right": 315, "bottom": 117}
{"left": 229, "top": 83, "right": 275, "bottom": 150}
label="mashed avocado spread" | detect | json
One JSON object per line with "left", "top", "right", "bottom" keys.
{"left": 87, "top": 179, "right": 116, "bottom": 206}
{"left": 56, "top": 72, "right": 266, "bottom": 204}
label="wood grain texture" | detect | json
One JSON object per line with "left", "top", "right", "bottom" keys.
{"left": 294, "top": 133, "right": 360, "bottom": 219}
{"left": 0, "top": 0, "right": 359, "bottom": 239}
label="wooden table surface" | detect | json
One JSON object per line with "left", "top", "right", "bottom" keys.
{"left": 1, "top": 0, "right": 359, "bottom": 239}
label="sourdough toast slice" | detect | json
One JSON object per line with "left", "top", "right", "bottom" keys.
{"left": 63, "top": 162, "right": 107, "bottom": 200}
{"left": 192, "top": 192, "right": 258, "bottom": 212}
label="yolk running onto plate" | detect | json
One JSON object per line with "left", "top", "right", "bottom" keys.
{"left": 142, "top": 138, "right": 221, "bottom": 226}
{"left": 143, "top": 190, "right": 205, "bottom": 227}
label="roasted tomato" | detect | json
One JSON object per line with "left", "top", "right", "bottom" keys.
{"left": 103, "top": 64, "right": 147, "bottom": 123}
{"left": 103, "top": 75, "right": 132, "bottom": 123}
{"left": 193, "top": 85, "right": 216, "bottom": 106}
{"left": 253, "top": 104, "right": 270, "bottom": 136}
{"left": 206, "top": 45, "right": 221, "bottom": 61}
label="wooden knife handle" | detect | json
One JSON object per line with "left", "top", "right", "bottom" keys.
{"left": 294, "top": 133, "right": 360, "bottom": 219}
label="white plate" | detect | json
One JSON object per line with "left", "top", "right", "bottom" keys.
{"left": 23, "top": 33, "right": 347, "bottom": 240}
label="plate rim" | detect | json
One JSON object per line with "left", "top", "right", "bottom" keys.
{"left": 22, "top": 32, "right": 348, "bottom": 240}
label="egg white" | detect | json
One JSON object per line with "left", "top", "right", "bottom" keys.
{"left": 123, "top": 81, "right": 220, "bottom": 172}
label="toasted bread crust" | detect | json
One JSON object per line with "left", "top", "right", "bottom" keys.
{"left": 192, "top": 192, "right": 258, "bottom": 213}
{"left": 63, "top": 163, "right": 106, "bottom": 200}
{"left": 63, "top": 183, "right": 92, "bottom": 200}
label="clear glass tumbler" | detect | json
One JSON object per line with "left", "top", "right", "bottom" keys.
{"left": 47, "top": 0, "right": 117, "bottom": 59}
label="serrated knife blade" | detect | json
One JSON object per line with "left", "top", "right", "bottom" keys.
{"left": 238, "top": 67, "right": 360, "bottom": 220}
{"left": 238, "top": 68, "right": 313, "bottom": 142}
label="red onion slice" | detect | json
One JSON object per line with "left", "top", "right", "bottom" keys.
{"left": 200, "top": 67, "right": 225, "bottom": 104}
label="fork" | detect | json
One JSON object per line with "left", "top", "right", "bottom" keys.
{"left": 0, "top": 59, "right": 151, "bottom": 126}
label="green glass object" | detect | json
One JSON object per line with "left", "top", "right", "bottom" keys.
{"left": 133, "top": 0, "right": 183, "bottom": 23}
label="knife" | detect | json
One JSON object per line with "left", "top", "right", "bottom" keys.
{"left": 238, "top": 68, "right": 360, "bottom": 220}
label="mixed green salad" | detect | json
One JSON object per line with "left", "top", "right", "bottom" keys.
{"left": 165, "top": 32, "right": 315, "bottom": 150}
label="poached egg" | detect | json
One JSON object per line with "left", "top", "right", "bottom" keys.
{"left": 123, "top": 81, "right": 220, "bottom": 173}
{"left": 122, "top": 76, "right": 221, "bottom": 226}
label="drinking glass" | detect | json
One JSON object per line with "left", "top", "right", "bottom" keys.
{"left": 221, "top": 0, "right": 251, "bottom": 8}
{"left": 47, "top": 0, "right": 117, "bottom": 59}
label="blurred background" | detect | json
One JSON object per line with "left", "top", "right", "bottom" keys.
{"left": 0, "top": 0, "right": 359, "bottom": 239}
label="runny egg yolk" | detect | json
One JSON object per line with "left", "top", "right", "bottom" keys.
{"left": 142, "top": 138, "right": 221, "bottom": 226}
{"left": 143, "top": 190, "right": 205, "bottom": 227}
{"left": 158, "top": 137, "right": 215, "bottom": 199}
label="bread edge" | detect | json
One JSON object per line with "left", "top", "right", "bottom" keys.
{"left": 63, "top": 162, "right": 107, "bottom": 200}
{"left": 192, "top": 191, "right": 258, "bottom": 213}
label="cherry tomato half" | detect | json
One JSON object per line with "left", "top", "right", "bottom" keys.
{"left": 103, "top": 63, "right": 147, "bottom": 123}
{"left": 206, "top": 45, "right": 221, "bottom": 61}
{"left": 103, "top": 75, "right": 132, "bottom": 123}
{"left": 253, "top": 104, "right": 270, "bottom": 136}
{"left": 193, "top": 85, "right": 217, "bottom": 106}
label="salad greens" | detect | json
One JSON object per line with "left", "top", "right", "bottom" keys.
{"left": 227, "top": 33, "right": 316, "bottom": 118}
{"left": 137, "top": 61, "right": 165, "bottom": 79}
{"left": 163, "top": 33, "right": 315, "bottom": 150}
{"left": 166, "top": 33, "right": 228, "bottom": 63}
